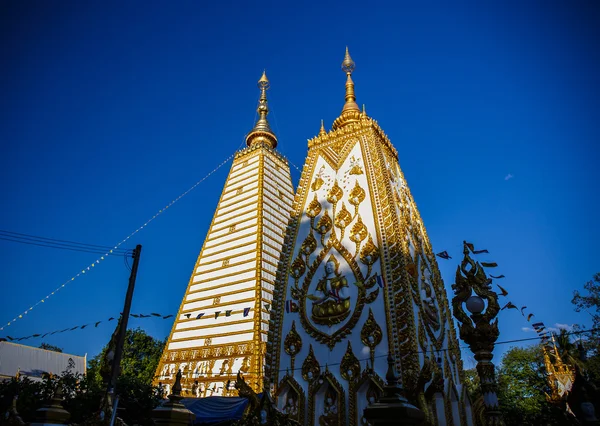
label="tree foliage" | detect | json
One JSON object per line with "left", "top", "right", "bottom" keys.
{"left": 39, "top": 342, "right": 63, "bottom": 352}
{"left": 0, "top": 328, "right": 165, "bottom": 424}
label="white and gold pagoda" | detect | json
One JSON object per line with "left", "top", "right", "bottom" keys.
{"left": 265, "top": 49, "right": 472, "bottom": 425}
{"left": 155, "top": 72, "right": 295, "bottom": 397}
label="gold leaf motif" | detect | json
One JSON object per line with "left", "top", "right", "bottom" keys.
{"left": 326, "top": 180, "right": 343, "bottom": 204}
{"left": 349, "top": 215, "right": 368, "bottom": 243}
{"left": 284, "top": 321, "right": 302, "bottom": 357}
{"left": 360, "top": 308, "right": 383, "bottom": 349}
{"left": 334, "top": 203, "right": 352, "bottom": 229}
{"left": 359, "top": 236, "right": 380, "bottom": 266}
{"left": 311, "top": 176, "right": 324, "bottom": 191}
{"left": 301, "top": 345, "right": 320, "bottom": 382}
{"left": 365, "top": 287, "right": 379, "bottom": 304}
{"left": 316, "top": 211, "right": 333, "bottom": 235}
{"left": 290, "top": 256, "right": 306, "bottom": 280}
{"left": 306, "top": 194, "right": 322, "bottom": 219}
{"left": 348, "top": 180, "right": 366, "bottom": 206}
{"left": 300, "top": 233, "right": 317, "bottom": 256}
{"left": 340, "top": 341, "right": 361, "bottom": 381}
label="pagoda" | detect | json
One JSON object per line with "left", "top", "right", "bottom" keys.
{"left": 155, "top": 72, "right": 295, "bottom": 396}
{"left": 266, "top": 49, "right": 472, "bottom": 425}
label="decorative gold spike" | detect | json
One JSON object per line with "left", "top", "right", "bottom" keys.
{"left": 333, "top": 47, "right": 361, "bottom": 130}
{"left": 319, "top": 119, "right": 326, "bottom": 136}
{"left": 246, "top": 70, "right": 277, "bottom": 148}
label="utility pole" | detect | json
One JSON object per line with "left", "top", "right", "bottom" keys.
{"left": 108, "top": 244, "right": 142, "bottom": 405}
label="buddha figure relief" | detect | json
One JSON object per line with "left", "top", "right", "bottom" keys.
{"left": 308, "top": 256, "right": 351, "bottom": 326}
{"left": 319, "top": 387, "right": 339, "bottom": 426}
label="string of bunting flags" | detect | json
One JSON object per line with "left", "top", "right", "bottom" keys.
{"left": 0, "top": 153, "right": 235, "bottom": 332}
{"left": 435, "top": 242, "right": 556, "bottom": 348}
{"left": 2, "top": 312, "right": 175, "bottom": 343}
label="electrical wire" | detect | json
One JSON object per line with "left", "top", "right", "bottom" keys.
{"left": 0, "top": 236, "right": 129, "bottom": 255}
{"left": 0, "top": 230, "right": 129, "bottom": 252}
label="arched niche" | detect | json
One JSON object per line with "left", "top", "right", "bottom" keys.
{"left": 308, "top": 370, "right": 346, "bottom": 426}
{"left": 350, "top": 371, "right": 385, "bottom": 426}
{"left": 276, "top": 374, "right": 306, "bottom": 425}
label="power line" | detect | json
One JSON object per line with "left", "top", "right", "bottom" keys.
{"left": 0, "top": 235, "right": 129, "bottom": 256}
{"left": 0, "top": 229, "right": 129, "bottom": 252}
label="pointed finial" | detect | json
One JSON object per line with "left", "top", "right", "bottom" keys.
{"left": 319, "top": 119, "right": 326, "bottom": 136}
{"left": 342, "top": 46, "right": 355, "bottom": 74}
{"left": 333, "top": 47, "right": 361, "bottom": 130}
{"left": 246, "top": 70, "right": 278, "bottom": 149}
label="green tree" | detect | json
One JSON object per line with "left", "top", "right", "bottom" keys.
{"left": 38, "top": 342, "right": 63, "bottom": 352}
{"left": 496, "top": 345, "right": 565, "bottom": 425}
{"left": 87, "top": 327, "right": 165, "bottom": 386}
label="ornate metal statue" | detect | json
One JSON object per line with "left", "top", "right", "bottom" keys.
{"left": 451, "top": 241, "right": 504, "bottom": 425}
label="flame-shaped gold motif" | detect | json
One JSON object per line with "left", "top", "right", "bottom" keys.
{"left": 301, "top": 345, "right": 320, "bottom": 382}
{"left": 311, "top": 176, "right": 324, "bottom": 191}
{"left": 359, "top": 236, "right": 379, "bottom": 266}
{"left": 349, "top": 215, "right": 368, "bottom": 243}
{"left": 348, "top": 180, "right": 366, "bottom": 206}
{"left": 300, "top": 232, "right": 317, "bottom": 256}
{"left": 290, "top": 256, "right": 306, "bottom": 280}
{"left": 327, "top": 180, "right": 343, "bottom": 204}
{"left": 334, "top": 203, "right": 352, "bottom": 229}
{"left": 284, "top": 320, "right": 302, "bottom": 357}
{"left": 361, "top": 308, "right": 383, "bottom": 366}
{"left": 306, "top": 195, "right": 322, "bottom": 219}
{"left": 316, "top": 211, "right": 333, "bottom": 235}
{"left": 340, "top": 341, "right": 361, "bottom": 381}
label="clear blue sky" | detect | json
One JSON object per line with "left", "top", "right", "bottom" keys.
{"left": 1, "top": 1, "right": 598, "bottom": 368}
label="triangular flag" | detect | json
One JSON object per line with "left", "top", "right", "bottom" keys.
{"left": 70, "top": 326, "right": 79, "bottom": 331}
{"left": 264, "top": 303, "right": 271, "bottom": 311}
{"left": 196, "top": 313, "right": 205, "bottom": 319}
{"left": 527, "top": 313, "right": 534, "bottom": 322}
{"left": 497, "top": 284, "right": 508, "bottom": 297}
{"left": 95, "top": 321, "right": 102, "bottom": 327}
{"left": 501, "top": 302, "right": 518, "bottom": 311}
{"left": 490, "top": 274, "right": 505, "bottom": 279}
{"left": 151, "top": 313, "right": 162, "bottom": 317}
{"left": 472, "top": 249, "right": 489, "bottom": 254}
{"left": 215, "top": 311, "right": 221, "bottom": 319}
{"left": 520, "top": 306, "right": 527, "bottom": 316}
{"left": 162, "top": 315, "right": 173, "bottom": 319}
{"left": 243, "top": 307, "right": 251, "bottom": 317}
{"left": 131, "top": 314, "right": 140, "bottom": 318}
{"left": 225, "top": 310, "right": 232, "bottom": 317}
{"left": 436, "top": 251, "right": 451, "bottom": 259}
{"left": 185, "top": 314, "right": 191, "bottom": 319}
{"left": 481, "top": 262, "right": 498, "bottom": 268}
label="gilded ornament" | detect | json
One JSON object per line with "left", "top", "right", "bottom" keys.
{"left": 316, "top": 211, "right": 333, "bottom": 235}
{"left": 348, "top": 156, "right": 364, "bottom": 175}
{"left": 348, "top": 180, "right": 366, "bottom": 206}
{"left": 359, "top": 236, "right": 379, "bottom": 266}
{"left": 307, "top": 255, "right": 351, "bottom": 326}
{"left": 306, "top": 195, "right": 322, "bottom": 218}
{"left": 340, "top": 341, "right": 361, "bottom": 381}
{"left": 334, "top": 203, "right": 352, "bottom": 229}
{"left": 326, "top": 180, "right": 343, "bottom": 204}
{"left": 311, "top": 177, "right": 324, "bottom": 192}
{"left": 290, "top": 256, "right": 306, "bottom": 280}
{"left": 301, "top": 345, "right": 320, "bottom": 382}
{"left": 364, "top": 287, "right": 379, "bottom": 304}
{"left": 360, "top": 308, "right": 383, "bottom": 366}
{"left": 349, "top": 215, "right": 368, "bottom": 243}
{"left": 284, "top": 321, "right": 302, "bottom": 357}
{"left": 300, "top": 233, "right": 317, "bottom": 257}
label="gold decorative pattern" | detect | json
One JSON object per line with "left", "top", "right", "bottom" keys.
{"left": 360, "top": 308, "right": 383, "bottom": 367}
{"left": 340, "top": 341, "right": 361, "bottom": 381}
{"left": 301, "top": 345, "right": 320, "bottom": 382}
{"left": 276, "top": 374, "right": 306, "bottom": 425}
{"left": 307, "top": 369, "right": 346, "bottom": 426}
{"left": 283, "top": 320, "right": 302, "bottom": 372}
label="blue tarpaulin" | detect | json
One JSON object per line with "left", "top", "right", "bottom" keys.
{"left": 180, "top": 397, "right": 249, "bottom": 425}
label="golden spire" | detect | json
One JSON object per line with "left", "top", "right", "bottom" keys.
{"left": 332, "top": 47, "right": 362, "bottom": 130}
{"left": 319, "top": 119, "right": 326, "bottom": 136}
{"left": 341, "top": 47, "right": 359, "bottom": 113}
{"left": 246, "top": 70, "right": 278, "bottom": 149}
